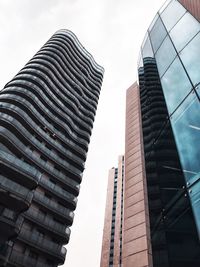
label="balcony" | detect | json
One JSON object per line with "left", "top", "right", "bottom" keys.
{"left": 18, "top": 228, "right": 66, "bottom": 264}
{"left": 0, "top": 175, "right": 33, "bottom": 212}
{"left": 0, "top": 211, "right": 23, "bottom": 242}
{"left": 40, "top": 176, "right": 77, "bottom": 209}
{"left": 24, "top": 207, "right": 71, "bottom": 243}
{"left": 0, "top": 150, "right": 40, "bottom": 189}
{"left": 33, "top": 191, "right": 74, "bottom": 225}
{"left": 9, "top": 249, "right": 56, "bottom": 267}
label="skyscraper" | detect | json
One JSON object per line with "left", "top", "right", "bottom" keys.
{"left": 100, "top": 0, "right": 200, "bottom": 266}
{"left": 0, "top": 29, "right": 104, "bottom": 267}
{"left": 100, "top": 156, "right": 124, "bottom": 267}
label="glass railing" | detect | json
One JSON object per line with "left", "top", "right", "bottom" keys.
{"left": 10, "top": 249, "right": 56, "bottom": 267}
{"left": 34, "top": 191, "right": 74, "bottom": 221}
{"left": 19, "top": 227, "right": 66, "bottom": 259}
{"left": 1, "top": 86, "right": 90, "bottom": 144}
{"left": 40, "top": 177, "right": 77, "bottom": 206}
{"left": 0, "top": 175, "right": 33, "bottom": 205}
{"left": 22, "top": 61, "right": 97, "bottom": 121}
{"left": 42, "top": 41, "right": 101, "bottom": 90}
{"left": 54, "top": 30, "right": 104, "bottom": 74}
{"left": 23, "top": 60, "right": 97, "bottom": 117}
{"left": 25, "top": 207, "right": 70, "bottom": 239}
{"left": 7, "top": 74, "right": 93, "bottom": 136}
{"left": 0, "top": 150, "right": 40, "bottom": 186}
{"left": 0, "top": 93, "right": 86, "bottom": 163}
{"left": 0, "top": 92, "right": 86, "bottom": 157}
{"left": 0, "top": 117, "right": 81, "bottom": 189}
{"left": 34, "top": 48, "right": 99, "bottom": 105}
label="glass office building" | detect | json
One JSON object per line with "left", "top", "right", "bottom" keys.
{"left": 0, "top": 30, "right": 104, "bottom": 267}
{"left": 101, "top": 1, "right": 200, "bottom": 267}
{"left": 137, "top": 0, "right": 200, "bottom": 266}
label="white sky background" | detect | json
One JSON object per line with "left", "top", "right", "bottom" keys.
{"left": 0, "top": 0, "right": 165, "bottom": 266}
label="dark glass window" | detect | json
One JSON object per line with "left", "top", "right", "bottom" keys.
{"left": 29, "top": 251, "right": 38, "bottom": 260}
{"left": 160, "top": 0, "right": 186, "bottom": 31}
{"left": 171, "top": 92, "right": 200, "bottom": 183}
{"left": 150, "top": 17, "right": 167, "bottom": 53}
{"left": 190, "top": 181, "right": 200, "bottom": 239}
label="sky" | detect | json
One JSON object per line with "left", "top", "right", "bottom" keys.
{"left": 0, "top": 0, "right": 165, "bottom": 266}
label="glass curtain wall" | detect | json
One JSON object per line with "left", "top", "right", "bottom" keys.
{"left": 138, "top": 0, "right": 200, "bottom": 266}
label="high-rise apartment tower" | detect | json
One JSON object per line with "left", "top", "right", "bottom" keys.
{"left": 100, "top": 0, "right": 200, "bottom": 266}
{"left": 100, "top": 156, "right": 124, "bottom": 267}
{"left": 0, "top": 29, "right": 104, "bottom": 267}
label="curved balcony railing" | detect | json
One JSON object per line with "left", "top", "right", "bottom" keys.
{"left": 3, "top": 81, "right": 91, "bottom": 143}
{"left": 0, "top": 175, "right": 33, "bottom": 211}
{"left": 18, "top": 65, "right": 95, "bottom": 125}
{"left": 36, "top": 46, "right": 100, "bottom": 103}
{"left": 24, "top": 207, "right": 71, "bottom": 243}
{"left": 33, "top": 191, "right": 74, "bottom": 224}
{"left": 9, "top": 250, "right": 54, "bottom": 267}
{"left": 0, "top": 91, "right": 89, "bottom": 154}
{"left": 48, "top": 36, "right": 103, "bottom": 86}
{"left": 0, "top": 150, "right": 41, "bottom": 189}
{"left": 51, "top": 32, "right": 103, "bottom": 82}
{"left": 40, "top": 176, "right": 77, "bottom": 209}
{"left": 54, "top": 30, "right": 104, "bottom": 76}
{"left": 13, "top": 67, "right": 95, "bottom": 126}
{"left": 24, "top": 58, "right": 97, "bottom": 120}
{"left": 43, "top": 40, "right": 102, "bottom": 90}
{"left": 0, "top": 114, "right": 83, "bottom": 177}
{"left": 0, "top": 122, "right": 81, "bottom": 193}
{"left": 18, "top": 227, "right": 66, "bottom": 263}
{"left": 0, "top": 93, "right": 86, "bottom": 159}
{"left": 31, "top": 47, "right": 100, "bottom": 103}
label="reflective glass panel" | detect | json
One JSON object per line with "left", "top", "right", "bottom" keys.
{"left": 170, "top": 12, "right": 200, "bottom": 52}
{"left": 155, "top": 35, "right": 176, "bottom": 77}
{"left": 161, "top": 0, "right": 186, "bottom": 31}
{"left": 159, "top": 0, "right": 171, "bottom": 13}
{"left": 180, "top": 32, "right": 200, "bottom": 91}
{"left": 150, "top": 17, "right": 167, "bottom": 53}
{"left": 138, "top": 50, "right": 143, "bottom": 69}
{"left": 171, "top": 93, "right": 200, "bottom": 183}
{"left": 142, "top": 34, "right": 154, "bottom": 58}
{"left": 161, "top": 56, "right": 192, "bottom": 114}
{"left": 149, "top": 13, "right": 159, "bottom": 31}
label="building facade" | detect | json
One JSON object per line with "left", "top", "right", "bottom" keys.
{"left": 0, "top": 29, "right": 104, "bottom": 267}
{"left": 101, "top": 0, "right": 200, "bottom": 266}
{"left": 100, "top": 156, "right": 124, "bottom": 267}
{"left": 137, "top": 0, "right": 200, "bottom": 265}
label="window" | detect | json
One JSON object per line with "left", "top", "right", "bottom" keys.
{"left": 160, "top": 0, "right": 186, "bottom": 31}
{"left": 161, "top": 56, "right": 192, "bottom": 114}
{"left": 45, "top": 192, "right": 52, "bottom": 200}
{"left": 40, "top": 155, "right": 47, "bottom": 162}
{"left": 155, "top": 35, "right": 176, "bottom": 77}
{"left": 29, "top": 251, "right": 38, "bottom": 260}
{"left": 54, "top": 165, "right": 61, "bottom": 172}
{"left": 170, "top": 12, "right": 200, "bottom": 53}
{"left": 150, "top": 16, "right": 167, "bottom": 53}
{"left": 36, "top": 229, "right": 44, "bottom": 239}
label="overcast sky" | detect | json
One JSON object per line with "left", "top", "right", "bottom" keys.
{"left": 0, "top": 0, "right": 165, "bottom": 266}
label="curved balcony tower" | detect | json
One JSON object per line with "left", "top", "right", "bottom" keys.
{"left": 0, "top": 29, "right": 104, "bottom": 267}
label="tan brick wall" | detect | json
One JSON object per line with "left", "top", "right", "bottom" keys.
{"left": 123, "top": 83, "right": 152, "bottom": 267}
